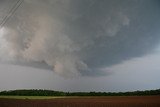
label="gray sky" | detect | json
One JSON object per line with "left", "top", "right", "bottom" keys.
{"left": 0, "top": 0, "right": 160, "bottom": 92}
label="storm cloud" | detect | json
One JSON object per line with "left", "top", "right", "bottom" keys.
{"left": 0, "top": 0, "right": 160, "bottom": 77}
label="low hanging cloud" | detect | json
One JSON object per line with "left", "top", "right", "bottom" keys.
{"left": 0, "top": 0, "right": 160, "bottom": 77}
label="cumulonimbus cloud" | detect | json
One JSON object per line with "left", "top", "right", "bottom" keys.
{"left": 0, "top": 0, "right": 160, "bottom": 77}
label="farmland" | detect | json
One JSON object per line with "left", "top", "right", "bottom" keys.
{"left": 0, "top": 96, "right": 160, "bottom": 107}
{"left": 0, "top": 89, "right": 160, "bottom": 107}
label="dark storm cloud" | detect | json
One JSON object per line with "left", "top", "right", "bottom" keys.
{"left": 0, "top": 0, "right": 160, "bottom": 76}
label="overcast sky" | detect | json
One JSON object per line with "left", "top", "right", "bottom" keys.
{"left": 0, "top": 0, "right": 160, "bottom": 92}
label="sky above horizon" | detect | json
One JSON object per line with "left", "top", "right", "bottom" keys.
{"left": 0, "top": 0, "right": 160, "bottom": 92}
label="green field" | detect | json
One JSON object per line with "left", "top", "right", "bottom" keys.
{"left": 0, "top": 96, "right": 69, "bottom": 99}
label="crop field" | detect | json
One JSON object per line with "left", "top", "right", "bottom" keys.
{"left": 0, "top": 96, "right": 69, "bottom": 99}
{"left": 0, "top": 96, "right": 160, "bottom": 107}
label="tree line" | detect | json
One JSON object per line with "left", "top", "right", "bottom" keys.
{"left": 0, "top": 89, "right": 159, "bottom": 96}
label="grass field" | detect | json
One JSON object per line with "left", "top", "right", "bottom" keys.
{"left": 0, "top": 96, "right": 160, "bottom": 107}
{"left": 0, "top": 96, "right": 70, "bottom": 99}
